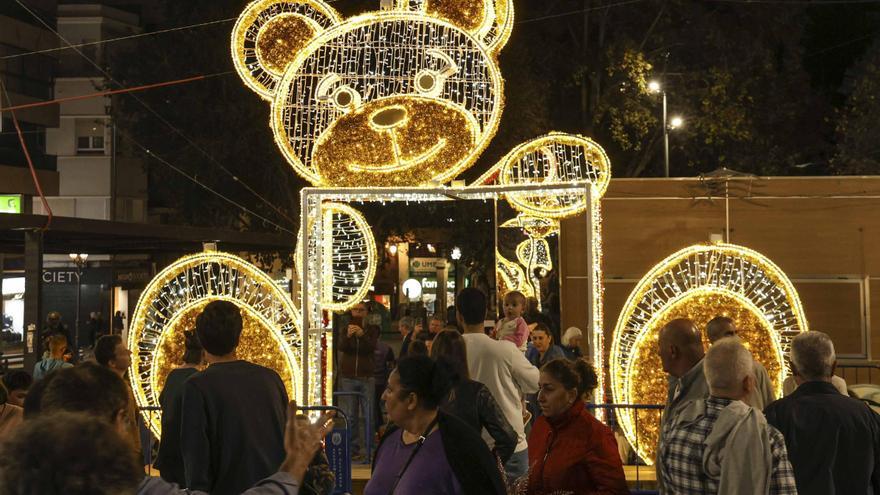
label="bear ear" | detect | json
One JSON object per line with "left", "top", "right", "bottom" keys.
{"left": 232, "top": 0, "right": 341, "bottom": 101}
{"left": 394, "top": 0, "right": 514, "bottom": 55}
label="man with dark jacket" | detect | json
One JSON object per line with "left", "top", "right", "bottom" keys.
{"left": 764, "top": 331, "right": 880, "bottom": 495}
{"left": 336, "top": 302, "right": 379, "bottom": 461}
{"left": 180, "top": 301, "right": 289, "bottom": 495}
{"left": 397, "top": 316, "right": 415, "bottom": 358}
{"left": 8, "top": 362, "right": 333, "bottom": 495}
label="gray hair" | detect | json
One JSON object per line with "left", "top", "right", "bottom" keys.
{"left": 398, "top": 316, "right": 414, "bottom": 331}
{"left": 561, "top": 327, "right": 583, "bottom": 346}
{"left": 704, "top": 337, "right": 755, "bottom": 395}
{"left": 790, "top": 331, "right": 835, "bottom": 381}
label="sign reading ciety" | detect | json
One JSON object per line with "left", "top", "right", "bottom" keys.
{"left": 42, "top": 271, "right": 80, "bottom": 284}
{"left": 0, "top": 194, "right": 22, "bottom": 214}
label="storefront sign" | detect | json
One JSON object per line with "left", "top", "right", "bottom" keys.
{"left": 420, "top": 277, "right": 455, "bottom": 290}
{"left": 41, "top": 267, "right": 113, "bottom": 285}
{"left": 409, "top": 257, "right": 448, "bottom": 274}
{"left": 114, "top": 269, "right": 152, "bottom": 285}
{"left": 42, "top": 270, "right": 80, "bottom": 284}
{"left": 0, "top": 194, "right": 22, "bottom": 214}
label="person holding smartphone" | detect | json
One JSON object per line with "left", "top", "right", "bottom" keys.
{"left": 337, "top": 302, "right": 379, "bottom": 461}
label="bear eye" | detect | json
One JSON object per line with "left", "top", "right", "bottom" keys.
{"left": 316, "top": 73, "right": 362, "bottom": 111}
{"left": 414, "top": 49, "right": 458, "bottom": 98}
{"left": 334, "top": 87, "right": 357, "bottom": 108}
{"left": 415, "top": 71, "right": 438, "bottom": 94}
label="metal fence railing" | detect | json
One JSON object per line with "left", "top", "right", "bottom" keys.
{"left": 332, "top": 391, "right": 373, "bottom": 465}
{"left": 586, "top": 403, "right": 663, "bottom": 494}
{"left": 300, "top": 404, "right": 353, "bottom": 495}
{"left": 137, "top": 406, "right": 161, "bottom": 476}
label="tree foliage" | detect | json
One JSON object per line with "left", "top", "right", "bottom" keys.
{"left": 831, "top": 39, "right": 880, "bottom": 175}
{"left": 106, "top": 0, "right": 880, "bottom": 234}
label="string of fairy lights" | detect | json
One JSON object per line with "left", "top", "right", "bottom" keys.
{"left": 271, "top": 14, "right": 504, "bottom": 187}
{"left": 232, "top": 0, "right": 341, "bottom": 100}
{"left": 610, "top": 243, "right": 809, "bottom": 464}
{"left": 324, "top": 203, "right": 377, "bottom": 309}
{"left": 130, "top": 1, "right": 813, "bottom": 448}
{"left": 127, "top": 252, "right": 306, "bottom": 438}
{"left": 489, "top": 133, "right": 612, "bottom": 406}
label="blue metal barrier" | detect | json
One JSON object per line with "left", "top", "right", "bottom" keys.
{"left": 300, "top": 405, "right": 352, "bottom": 495}
{"left": 333, "top": 390, "right": 373, "bottom": 464}
{"left": 138, "top": 406, "right": 161, "bottom": 474}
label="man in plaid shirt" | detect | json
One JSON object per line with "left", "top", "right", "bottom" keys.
{"left": 659, "top": 338, "right": 798, "bottom": 494}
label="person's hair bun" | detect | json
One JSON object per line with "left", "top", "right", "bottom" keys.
{"left": 572, "top": 358, "right": 598, "bottom": 397}
{"left": 396, "top": 355, "right": 453, "bottom": 409}
{"left": 541, "top": 358, "right": 599, "bottom": 399}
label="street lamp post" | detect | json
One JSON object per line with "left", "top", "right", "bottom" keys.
{"left": 68, "top": 253, "right": 88, "bottom": 357}
{"left": 661, "top": 89, "right": 669, "bottom": 178}
{"left": 648, "top": 80, "right": 683, "bottom": 177}
{"left": 451, "top": 247, "right": 462, "bottom": 298}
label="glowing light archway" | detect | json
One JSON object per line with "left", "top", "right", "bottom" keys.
{"left": 610, "top": 242, "right": 809, "bottom": 464}
{"left": 128, "top": 252, "right": 303, "bottom": 438}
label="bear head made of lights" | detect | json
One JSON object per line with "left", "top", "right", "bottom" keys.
{"left": 232, "top": 0, "right": 513, "bottom": 187}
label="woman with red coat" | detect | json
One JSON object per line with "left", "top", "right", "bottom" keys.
{"left": 526, "top": 358, "right": 629, "bottom": 495}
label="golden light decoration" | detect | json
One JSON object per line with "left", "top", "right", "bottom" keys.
{"left": 393, "top": 0, "right": 514, "bottom": 53}
{"left": 496, "top": 250, "right": 534, "bottom": 299}
{"left": 494, "top": 132, "right": 611, "bottom": 219}
{"left": 271, "top": 12, "right": 505, "bottom": 187}
{"left": 231, "top": 0, "right": 341, "bottom": 100}
{"left": 515, "top": 237, "right": 552, "bottom": 274}
{"left": 234, "top": 2, "right": 508, "bottom": 187}
{"left": 500, "top": 215, "right": 558, "bottom": 239}
{"left": 499, "top": 215, "right": 557, "bottom": 310}
{"left": 483, "top": 133, "right": 611, "bottom": 409}
{"left": 296, "top": 202, "right": 377, "bottom": 311}
{"left": 514, "top": 236, "right": 553, "bottom": 307}
{"left": 128, "top": 252, "right": 303, "bottom": 438}
{"left": 610, "top": 243, "right": 809, "bottom": 464}
{"left": 311, "top": 96, "right": 480, "bottom": 187}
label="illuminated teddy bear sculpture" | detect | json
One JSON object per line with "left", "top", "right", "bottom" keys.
{"left": 232, "top": 0, "right": 514, "bottom": 187}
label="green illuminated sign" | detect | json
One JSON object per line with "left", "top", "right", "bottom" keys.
{"left": 0, "top": 195, "right": 22, "bottom": 214}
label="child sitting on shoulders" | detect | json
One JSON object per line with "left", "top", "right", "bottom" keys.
{"left": 494, "top": 290, "right": 530, "bottom": 351}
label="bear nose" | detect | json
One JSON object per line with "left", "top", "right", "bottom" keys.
{"left": 371, "top": 106, "right": 407, "bottom": 129}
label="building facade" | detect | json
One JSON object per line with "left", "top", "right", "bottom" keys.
{"left": 0, "top": 0, "right": 61, "bottom": 205}
{"left": 42, "top": 3, "right": 147, "bottom": 222}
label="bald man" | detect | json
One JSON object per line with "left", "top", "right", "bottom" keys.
{"left": 706, "top": 316, "right": 776, "bottom": 409}
{"left": 656, "top": 318, "right": 709, "bottom": 490}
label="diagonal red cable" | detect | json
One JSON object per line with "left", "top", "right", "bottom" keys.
{"left": 0, "top": 74, "right": 210, "bottom": 113}
{"left": 7, "top": 108, "right": 53, "bottom": 230}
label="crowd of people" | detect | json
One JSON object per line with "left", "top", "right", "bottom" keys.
{"left": 655, "top": 318, "right": 880, "bottom": 495}
{"left": 347, "top": 288, "right": 627, "bottom": 494}
{"left": 0, "top": 286, "right": 878, "bottom": 495}
{"left": 0, "top": 300, "right": 335, "bottom": 495}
